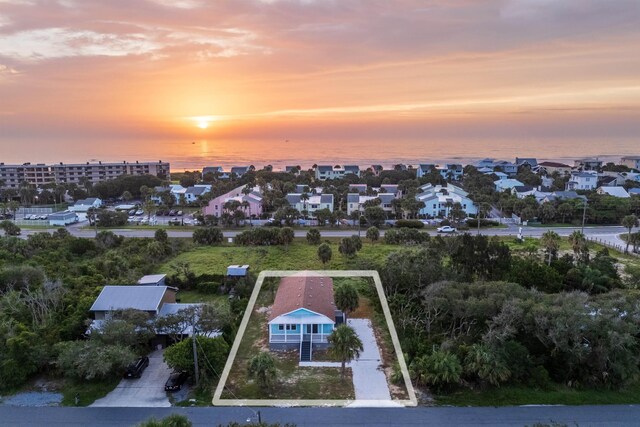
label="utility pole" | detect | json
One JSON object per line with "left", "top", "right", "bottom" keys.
{"left": 192, "top": 330, "right": 200, "bottom": 387}
{"left": 581, "top": 198, "right": 588, "bottom": 234}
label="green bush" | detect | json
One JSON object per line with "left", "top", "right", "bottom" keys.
{"left": 395, "top": 219, "right": 424, "bottom": 229}
{"left": 196, "top": 281, "right": 219, "bottom": 294}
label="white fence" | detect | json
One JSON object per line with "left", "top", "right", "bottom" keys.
{"left": 12, "top": 219, "right": 49, "bottom": 226}
{"left": 17, "top": 207, "right": 54, "bottom": 215}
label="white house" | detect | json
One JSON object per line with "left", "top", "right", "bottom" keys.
{"left": 70, "top": 197, "right": 102, "bottom": 212}
{"left": 597, "top": 186, "right": 630, "bottom": 198}
{"left": 512, "top": 185, "right": 536, "bottom": 199}
{"left": 286, "top": 193, "right": 334, "bottom": 214}
{"left": 495, "top": 179, "right": 524, "bottom": 192}
{"left": 566, "top": 171, "right": 597, "bottom": 191}
{"left": 314, "top": 165, "right": 359, "bottom": 180}
{"left": 416, "top": 183, "right": 477, "bottom": 218}
{"left": 346, "top": 193, "right": 397, "bottom": 215}
{"left": 184, "top": 185, "right": 211, "bottom": 203}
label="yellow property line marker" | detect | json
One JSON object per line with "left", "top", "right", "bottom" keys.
{"left": 212, "top": 270, "right": 417, "bottom": 407}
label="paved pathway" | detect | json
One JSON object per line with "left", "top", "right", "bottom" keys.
{"left": 347, "top": 318, "right": 392, "bottom": 402}
{"left": 300, "top": 318, "right": 394, "bottom": 406}
{"left": 91, "top": 350, "right": 171, "bottom": 407}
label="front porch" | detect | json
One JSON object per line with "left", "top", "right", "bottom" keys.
{"left": 269, "top": 322, "right": 333, "bottom": 361}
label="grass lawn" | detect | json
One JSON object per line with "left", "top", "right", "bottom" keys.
{"left": 60, "top": 377, "right": 120, "bottom": 406}
{"left": 159, "top": 242, "right": 398, "bottom": 275}
{"left": 436, "top": 384, "right": 640, "bottom": 406}
{"left": 177, "top": 290, "right": 229, "bottom": 305}
{"left": 221, "top": 282, "right": 354, "bottom": 400}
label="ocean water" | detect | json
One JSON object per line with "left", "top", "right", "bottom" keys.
{"left": 1, "top": 137, "right": 637, "bottom": 171}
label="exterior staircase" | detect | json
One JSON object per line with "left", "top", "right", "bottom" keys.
{"left": 300, "top": 340, "right": 311, "bottom": 362}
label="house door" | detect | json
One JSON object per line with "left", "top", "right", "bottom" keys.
{"left": 305, "top": 324, "right": 318, "bottom": 334}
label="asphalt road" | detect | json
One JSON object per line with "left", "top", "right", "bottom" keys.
{"left": 2, "top": 405, "right": 640, "bottom": 426}
{"left": 10, "top": 223, "right": 630, "bottom": 242}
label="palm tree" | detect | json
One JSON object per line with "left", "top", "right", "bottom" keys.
{"left": 328, "top": 324, "right": 363, "bottom": 379}
{"left": 621, "top": 214, "right": 639, "bottom": 254}
{"left": 568, "top": 230, "right": 587, "bottom": 263}
{"left": 247, "top": 351, "right": 277, "bottom": 390}
{"left": 540, "top": 230, "right": 561, "bottom": 265}
{"left": 143, "top": 199, "right": 156, "bottom": 223}
{"left": 335, "top": 283, "right": 359, "bottom": 321}
{"left": 300, "top": 192, "right": 309, "bottom": 219}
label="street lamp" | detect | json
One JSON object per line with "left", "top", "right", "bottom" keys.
{"left": 581, "top": 198, "right": 588, "bottom": 234}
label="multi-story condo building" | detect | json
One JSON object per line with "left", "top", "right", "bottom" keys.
{"left": 620, "top": 156, "right": 640, "bottom": 170}
{"left": 0, "top": 161, "right": 170, "bottom": 189}
{"left": 416, "top": 183, "right": 477, "bottom": 218}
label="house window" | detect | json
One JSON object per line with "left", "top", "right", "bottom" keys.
{"left": 278, "top": 324, "right": 284, "bottom": 331}
{"left": 285, "top": 324, "right": 296, "bottom": 331}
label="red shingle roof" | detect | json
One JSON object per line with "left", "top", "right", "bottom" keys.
{"left": 269, "top": 276, "right": 336, "bottom": 321}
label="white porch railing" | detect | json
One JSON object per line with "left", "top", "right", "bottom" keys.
{"left": 270, "top": 333, "right": 329, "bottom": 343}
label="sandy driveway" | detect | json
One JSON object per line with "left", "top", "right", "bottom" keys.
{"left": 91, "top": 349, "right": 171, "bottom": 407}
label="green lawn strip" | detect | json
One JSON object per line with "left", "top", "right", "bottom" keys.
{"left": 177, "top": 290, "right": 229, "bottom": 306}
{"left": 159, "top": 243, "right": 397, "bottom": 276}
{"left": 436, "top": 384, "right": 640, "bottom": 406}
{"left": 60, "top": 377, "right": 120, "bottom": 406}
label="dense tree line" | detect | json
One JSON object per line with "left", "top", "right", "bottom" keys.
{"left": 379, "top": 233, "right": 634, "bottom": 393}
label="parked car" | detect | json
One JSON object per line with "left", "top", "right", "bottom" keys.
{"left": 164, "top": 371, "right": 189, "bottom": 392}
{"left": 437, "top": 225, "right": 457, "bottom": 233}
{"left": 168, "top": 210, "right": 177, "bottom": 216}
{"left": 128, "top": 209, "right": 137, "bottom": 216}
{"left": 124, "top": 356, "right": 149, "bottom": 379}
{"left": 176, "top": 210, "right": 183, "bottom": 216}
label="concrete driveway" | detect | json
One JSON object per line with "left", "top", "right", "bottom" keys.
{"left": 91, "top": 350, "right": 171, "bottom": 407}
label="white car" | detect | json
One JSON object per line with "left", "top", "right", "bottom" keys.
{"left": 437, "top": 225, "right": 457, "bottom": 233}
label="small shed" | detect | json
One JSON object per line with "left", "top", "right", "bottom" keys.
{"left": 226, "top": 265, "right": 249, "bottom": 277}
{"left": 138, "top": 274, "right": 167, "bottom": 286}
{"left": 48, "top": 211, "right": 78, "bottom": 226}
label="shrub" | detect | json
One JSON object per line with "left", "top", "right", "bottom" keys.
{"left": 384, "top": 228, "right": 429, "bottom": 245}
{"left": 366, "top": 226, "right": 380, "bottom": 243}
{"left": 318, "top": 243, "right": 332, "bottom": 264}
{"left": 395, "top": 219, "right": 424, "bottom": 229}
{"left": 196, "top": 281, "right": 219, "bottom": 294}
{"left": 409, "top": 349, "right": 462, "bottom": 391}
{"left": 306, "top": 228, "right": 321, "bottom": 245}
{"left": 193, "top": 227, "right": 224, "bottom": 245}
{"left": 0, "top": 220, "right": 21, "bottom": 236}
{"left": 235, "top": 228, "right": 281, "bottom": 245}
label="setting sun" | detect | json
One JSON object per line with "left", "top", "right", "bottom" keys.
{"left": 191, "top": 115, "right": 219, "bottom": 130}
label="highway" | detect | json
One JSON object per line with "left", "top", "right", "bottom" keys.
{"left": 2, "top": 404, "right": 640, "bottom": 426}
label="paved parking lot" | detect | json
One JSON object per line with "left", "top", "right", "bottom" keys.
{"left": 91, "top": 350, "right": 171, "bottom": 407}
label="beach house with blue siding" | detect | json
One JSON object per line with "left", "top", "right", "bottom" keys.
{"left": 268, "top": 275, "right": 341, "bottom": 361}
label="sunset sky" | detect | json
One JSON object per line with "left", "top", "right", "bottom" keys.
{"left": 1, "top": 0, "right": 640, "bottom": 166}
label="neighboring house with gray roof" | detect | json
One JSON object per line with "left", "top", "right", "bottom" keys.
{"left": 597, "top": 186, "right": 631, "bottom": 198}
{"left": 70, "top": 197, "right": 102, "bottom": 212}
{"left": 346, "top": 192, "right": 398, "bottom": 215}
{"left": 89, "top": 286, "right": 211, "bottom": 338}
{"left": 138, "top": 274, "right": 167, "bottom": 286}
{"left": 314, "top": 165, "right": 359, "bottom": 180}
{"left": 286, "top": 193, "right": 334, "bottom": 214}
{"left": 416, "top": 183, "right": 477, "bottom": 218}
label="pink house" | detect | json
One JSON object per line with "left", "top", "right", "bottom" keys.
{"left": 203, "top": 185, "right": 264, "bottom": 218}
